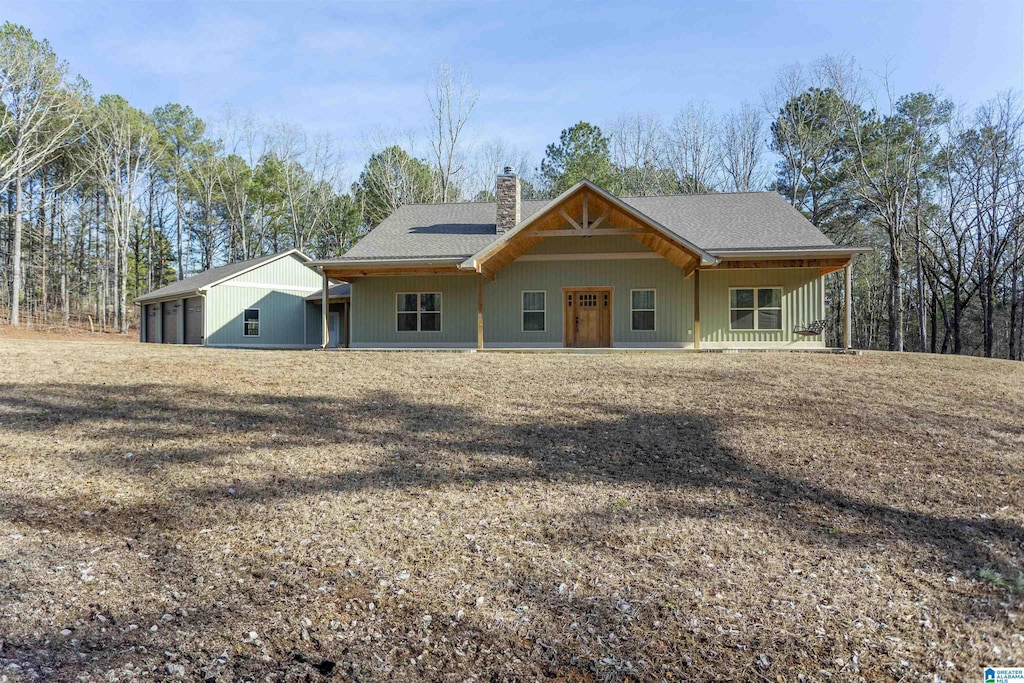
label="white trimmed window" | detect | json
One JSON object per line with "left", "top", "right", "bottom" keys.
{"left": 631, "top": 289, "right": 656, "bottom": 331}
{"left": 396, "top": 292, "right": 441, "bottom": 332}
{"left": 243, "top": 308, "right": 260, "bottom": 337}
{"left": 729, "top": 287, "right": 782, "bottom": 330}
{"left": 522, "top": 291, "right": 546, "bottom": 332}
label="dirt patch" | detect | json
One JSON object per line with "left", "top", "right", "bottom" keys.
{"left": 0, "top": 341, "right": 1021, "bottom": 681}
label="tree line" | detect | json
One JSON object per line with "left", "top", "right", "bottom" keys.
{"left": 1, "top": 25, "right": 1021, "bottom": 359}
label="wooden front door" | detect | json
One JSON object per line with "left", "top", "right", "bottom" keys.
{"left": 564, "top": 288, "right": 612, "bottom": 348}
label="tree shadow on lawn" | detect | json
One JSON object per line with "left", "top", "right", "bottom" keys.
{"left": 1, "top": 381, "right": 1020, "bottom": 582}
{"left": 0, "top": 382, "right": 1021, "bottom": 678}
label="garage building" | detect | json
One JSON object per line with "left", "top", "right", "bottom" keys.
{"left": 135, "top": 249, "right": 339, "bottom": 348}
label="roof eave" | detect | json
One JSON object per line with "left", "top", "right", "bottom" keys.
{"left": 309, "top": 257, "right": 466, "bottom": 270}
{"left": 134, "top": 288, "right": 201, "bottom": 305}
{"left": 709, "top": 246, "right": 873, "bottom": 259}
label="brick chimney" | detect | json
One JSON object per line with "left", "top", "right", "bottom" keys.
{"left": 496, "top": 166, "right": 520, "bottom": 235}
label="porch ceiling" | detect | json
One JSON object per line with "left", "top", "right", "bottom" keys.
{"left": 319, "top": 262, "right": 465, "bottom": 281}
{"left": 711, "top": 256, "right": 853, "bottom": 276}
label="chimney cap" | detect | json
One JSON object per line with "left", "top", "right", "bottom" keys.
{"left": 500, "top": 166, "right": 516, "bottom": 176}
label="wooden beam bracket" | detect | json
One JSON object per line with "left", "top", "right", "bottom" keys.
{"left": 478, "top": 264, "right": 496, "bottom": 281}
{"left": 559, "top": 209, "right": 584, "bottom": 233}
{"left": 581, "top": 191, "right": 588, "bottom": 237}
{"left": 587, "top": 207, "right": 610, "bottom": 232}
{"left": 521, "top": 227, "right": 644, "bottom": 237}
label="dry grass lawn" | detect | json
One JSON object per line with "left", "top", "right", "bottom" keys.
{"left": 0, "top": 341, "right": 1022, "bottom": 682}
{"left": 0, "top": 323, "right": 133, "bottom": 343}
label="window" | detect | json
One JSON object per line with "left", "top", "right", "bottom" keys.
{"left": 522, "top": 291, "right": 546, "bottom": 332}
{"left": 396, "top": 292, "right": 441, "bottom": 332}
{"left": 243, "top": 308, "right": 260, "bottom": 337}
{"left": 631, "top": 289, "right": 656, "bottom": 331}
{"left": 729, "top": 287, "right": 782, "bottom": 330}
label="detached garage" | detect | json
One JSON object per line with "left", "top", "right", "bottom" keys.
{"left": 135, "top": 249, "right": 327, "bottom": 348}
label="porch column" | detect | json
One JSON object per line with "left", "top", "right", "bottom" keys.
{"left": 844, "top": 262, "right": 852, "bottom": 349}
{"left": 693, "top": 269, "right": 701, "bottom": 351}
{"left": 476, "top": 273, "right": 484, "bottom": 350}
{"left": 343, "top": 301, "right": 350, "bottom": 348}
{"left": 321, "top": 268, "right": 329, "bottom": 349}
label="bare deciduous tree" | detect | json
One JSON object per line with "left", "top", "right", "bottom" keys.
{"left": 719, "top": 102, "right": 767, "bottom": 192}
{"left": 607, "top": 111, "right": 671, "bottom": 196}
{"left": 83, "top": 95, "right": 156, "bottom": 333}
{"left": 0, "top": 22, "right": 86, "bottom": 325}
{"left": 267, "top": 123, "right": 345, "bottom": 252}
{"left": 667, "top": 102, "right": 720, "bottom": 193}
{"left": 426, "top": 61, "right": 478, "bottom": 203}
{"left": 186, "top": 141, "right": 224, "bottom": 271}
{"left": 960, "top": 93, "right": 1024, "bottom": 357}
{"left": 468, "top": 138, "right": 533, "bottom": 201}
{"left": 215, "top": 109, "right": 266, "bottom": 260}
{"left": 822, "top": 55, "right": 920, "bottom": 352}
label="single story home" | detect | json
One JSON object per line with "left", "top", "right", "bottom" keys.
{"left": 134, "top": 249, "right": 349, "bottom": 348}
{"left": 307, "top": 170, "right": 869, "bottom": 350}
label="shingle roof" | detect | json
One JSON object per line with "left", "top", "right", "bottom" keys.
{"left": 305, "top": 283, "right": 351, "bottom": 301}
{"left": 339, "top": 191, "right": 835, "bottom": 262}
{"left": 134, "top": 250, "right": 308, "bottom": 304}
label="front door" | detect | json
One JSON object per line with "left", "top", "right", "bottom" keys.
{"left": 328, "top": 312, "right": 340, "bottom": 348}
{"left": 564, "top": 289, "right": 612, "bottom": 348}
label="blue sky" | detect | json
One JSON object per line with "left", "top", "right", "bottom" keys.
{"left": 7, "top": 0, "right": 1023, "bottom": 182}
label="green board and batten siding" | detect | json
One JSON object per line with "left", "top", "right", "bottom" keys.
{"left": 205, "top": 289, "right": 309, "bottom": 347}
{"left": 484, "top": 259, "right": 692, "bottom": 346}
{"left": 491, "top": 235, "right": 691, "bottom": 346}
{"left": 349, "top": 245, "right": 825, "bottom": 348}
{"left": 139, "top": 252, "right": 322, "bottom": 347}
{"left": 349, "top": 234, "right": 694, "bottom": 347}
{"left": 351, "top": 275, "right": 478, "bottom": 346}
{"left": 225, "top": 254, "right": 321, "bottom": 288}
{"left": 699, "top": 267, "right": 824, "bottom": 347}
{"left": 204, "top": 253, "right": 322, "bottom": 347}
